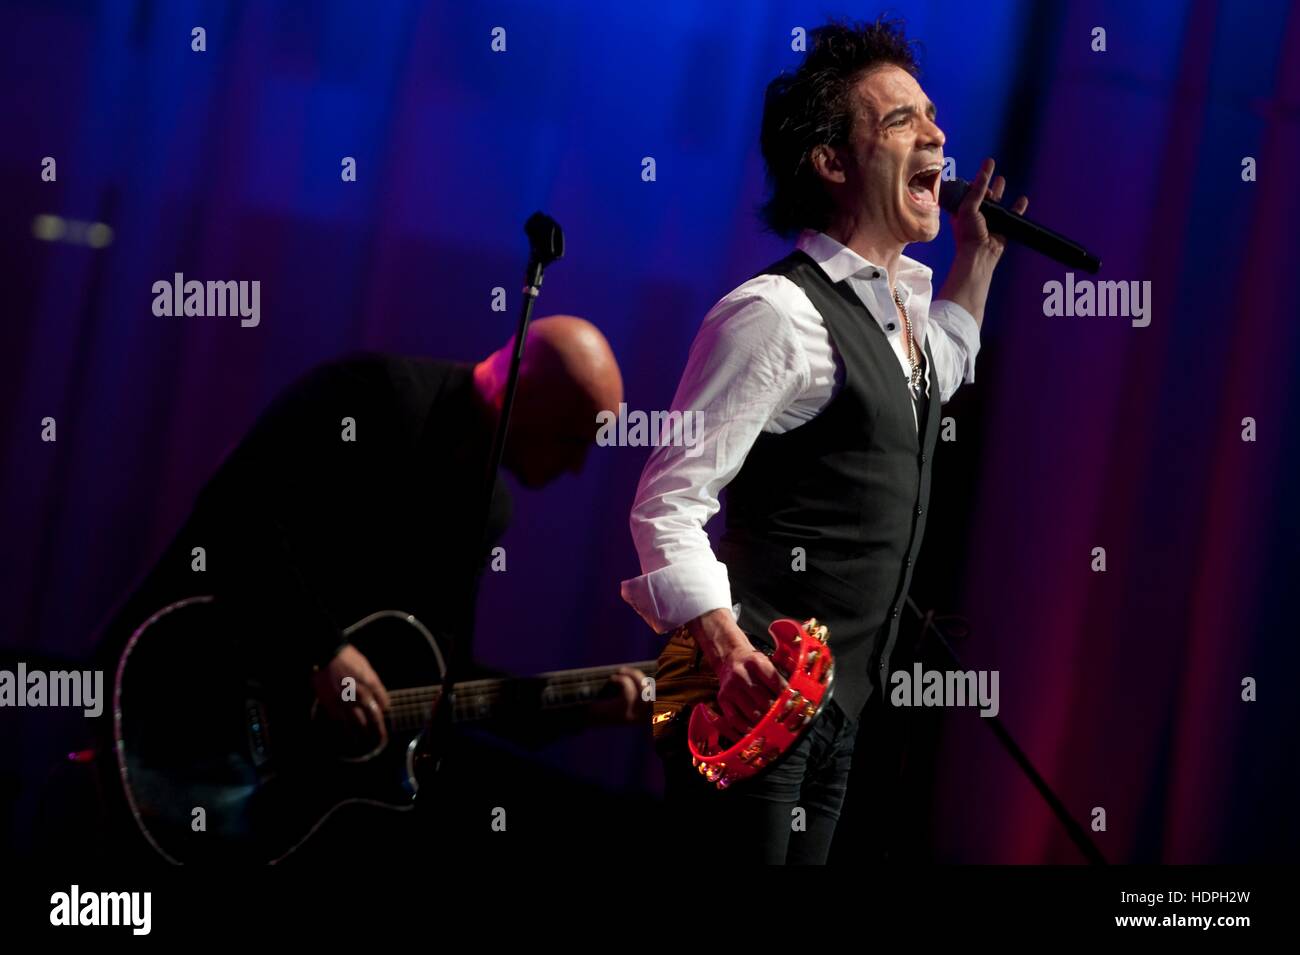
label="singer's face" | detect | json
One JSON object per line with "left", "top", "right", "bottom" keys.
{"left": 844, "top": 65, "right": 946, "bottom": 246}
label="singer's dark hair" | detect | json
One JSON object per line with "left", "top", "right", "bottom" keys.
{"left": 759, "top": 17, "right": 921, "bottom": 238}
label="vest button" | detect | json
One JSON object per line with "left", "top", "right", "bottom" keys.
{"left": 905, "top": 556, "right": 913, "bottom": 567}
{"left": 920, "top": 453, "right": 927, "bottom": 464}
{"left": 915, "top": 504, "right": 923, "bottom": 517}
{"left": 890, "top": 607, "right": 899, "bottom": 618}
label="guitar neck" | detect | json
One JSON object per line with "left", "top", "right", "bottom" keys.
{"left": 383, "top": 661, "right": 659, "bottom": 733}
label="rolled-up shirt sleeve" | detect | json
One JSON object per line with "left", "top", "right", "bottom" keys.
{"left": 620, "top": 293, "right": 808, "bottom": 633}
{"left": 926, "top": 298, "right": 981, "bottom": 402}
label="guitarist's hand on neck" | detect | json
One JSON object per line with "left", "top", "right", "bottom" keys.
{"left": 311, "top": 645, "right": 393, "bottom": 752}
{"left": 588, "top": 665, "right": 651, "bottom": 725}
{"left": 687, "top": 608, "right": 786, "bottom": 741}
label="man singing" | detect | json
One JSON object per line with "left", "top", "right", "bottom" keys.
{"left": 621, "top": 18, "right": 1027, "bottom": 863}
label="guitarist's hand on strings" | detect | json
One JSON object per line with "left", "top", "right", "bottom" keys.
{"left": 688, "top": 608, "right": 786, "bottom": 741}
{"left": 311, "top": 644, "right": 393, "bottom": 750}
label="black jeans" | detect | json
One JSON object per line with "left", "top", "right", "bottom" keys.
{"left": 661, "top": 697, "right": 858, "bottom": 864}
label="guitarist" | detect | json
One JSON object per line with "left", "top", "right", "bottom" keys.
{"left": 621, "top": 19, "right": 1027, "bottom": 863}
{"left": 91, "top": 315, "right": 642, "bottom": 853}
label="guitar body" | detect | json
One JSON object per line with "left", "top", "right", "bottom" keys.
{"left": 112, "top": 596, "right": 446, "bottom": 864}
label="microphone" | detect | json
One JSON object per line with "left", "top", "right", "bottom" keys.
{"left": 938, "top": 177, "right": 1101, "bottom": 274}
{"left": 525, "top": 211, "right": 564, "bottom": 266}
{"left": 522, "top": 211, "right": 564, "bottom": 297}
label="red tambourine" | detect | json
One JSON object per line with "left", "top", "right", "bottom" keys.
{"left": 688, "top": 617, "right": 834, "bottom": 790}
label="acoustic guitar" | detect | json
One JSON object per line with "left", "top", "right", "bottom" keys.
{"left": 112, "top": 595, "right": 655, "bottom": 864}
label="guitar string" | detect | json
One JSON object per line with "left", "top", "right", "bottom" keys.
{"left": 322, "top": 664, "right": 656, "bottom": 728}
{"left": 353, "top": 677, "right": 629, "bottom": 725}
{"left": 381, "top": 665, "right": 654, "bottom": 706}
{"left": 383, "top": 662, "right": 651, "bottom": 699}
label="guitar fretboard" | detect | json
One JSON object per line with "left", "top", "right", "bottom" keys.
{"left": 381, "top": 661, "right": 658, "bottom": 733}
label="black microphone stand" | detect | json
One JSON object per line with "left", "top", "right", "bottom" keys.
{"left": 412, "top": 212, "right": 565, "bottom": 797}
{"left": 905, "top": 596, "right": 1109, "bottom": 865}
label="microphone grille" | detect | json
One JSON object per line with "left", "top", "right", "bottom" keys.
{"left": 937, "top": 177, "right": 969, "bottom": 215}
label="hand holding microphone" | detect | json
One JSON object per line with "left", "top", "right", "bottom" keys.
{"left": 941, "top": 157, "right": 1101, "bottom": 273}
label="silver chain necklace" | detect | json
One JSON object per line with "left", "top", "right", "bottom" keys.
{"left": 893, "top": 285, "right": 922, "bottom": 393}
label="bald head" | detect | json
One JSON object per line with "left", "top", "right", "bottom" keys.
{"left": 474, "top": 315, "right": 623, "bottom": 488}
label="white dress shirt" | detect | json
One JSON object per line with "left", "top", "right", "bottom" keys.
{"left": 619, "top": 230, "right": 981, "bottom": 634}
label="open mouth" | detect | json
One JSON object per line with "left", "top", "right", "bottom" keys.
{"left": 906, "top": 164, "right": 942, "bottom": 210}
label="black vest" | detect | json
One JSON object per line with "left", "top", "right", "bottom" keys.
{"left": 717, "top": 250, "right": 941, "bottom": 720}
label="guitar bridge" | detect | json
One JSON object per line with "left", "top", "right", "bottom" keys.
{"left": 245, "top": 697, "right": 272, "bottom": 769}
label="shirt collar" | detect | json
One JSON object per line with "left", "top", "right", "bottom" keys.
{"left": 795, "top": 229, "right": 933, "bottom": 295}
{"left": 794, "top": 229, "right": 936, "bottom": 400}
